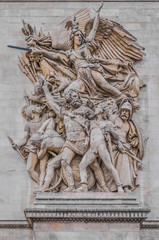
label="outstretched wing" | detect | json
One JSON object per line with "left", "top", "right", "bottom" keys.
{"left": 85, "top": 17, "right": 145, "bottom": 63}
{"left": 51, "top": 8, "right": 90, "bottom": 50}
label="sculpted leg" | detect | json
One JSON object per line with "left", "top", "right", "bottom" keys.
{"left": 27, "top": 152, "right": 39, "bottom": 184}
{"left": 61, "top": 148, "right": 76, "bottom": 192}
{"left": 98, "top": 143, "right": 124, "bottom": 193}
{"left": 43, "top": 154, "right": 62, "bottom": 189}
{"left": 80, "top": 149, "right": 96, "bottom": 183}
{"left": 90, "top": 159, "right": 110, "bottom": 192}
{"left": 39, "top": 153, "right": 49, "bottom": 188}
{"left": 91, "top": 70, "right": 125, "bottom": 98}
{"left": 73, "top": 149, "right": 96, "bottom": 193}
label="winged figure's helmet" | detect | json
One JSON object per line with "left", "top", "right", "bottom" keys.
{"left": 119, "top": 99, "right": 133, "bottom": 119}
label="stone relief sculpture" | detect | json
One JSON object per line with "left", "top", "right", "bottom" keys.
{"left": 8, "top": 3, "right": 146, "bottom": 193}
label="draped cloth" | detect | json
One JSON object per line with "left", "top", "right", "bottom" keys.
{"left": 113, "top": 121, "right": 139, "bottom": 190}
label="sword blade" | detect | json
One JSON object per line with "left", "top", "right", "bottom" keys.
{"left": 7, "top": 45, "right": 32, "bottom": 52}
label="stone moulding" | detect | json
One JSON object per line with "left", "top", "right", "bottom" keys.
{"left": 1, "top": 219, "right": 159, "bottom": 230}
{"left": 2, "top": 0, "right": 159, "bottom": 2}
{"left": 0, "top": 220, "right": 30, "bottom": 229}
{"left": 140, "top": 220, "right": 159, "bottom": 229}
{"left": 24, "top": 207, "right": 150, "bottom": 224}
{"left": 23, "top": 193, "right": 151, "bottom": 226}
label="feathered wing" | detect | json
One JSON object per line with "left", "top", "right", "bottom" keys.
{"left": 85, "top": 18, "right": 145, "bottom": 63}
{"left": 51, "top": 8, "right": 90, "bottom": 50}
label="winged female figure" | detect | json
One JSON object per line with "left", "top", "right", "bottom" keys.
{"left": 31, "top": 2, "right": 144, "bottom": 102}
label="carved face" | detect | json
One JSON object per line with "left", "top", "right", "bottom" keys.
{"left": 120, "top": 109, "right": 130, "bottom": 121}
{"left": 73, "top": 32, "right": 83, "bottom": 47}
{"left": 28, "top": 106, "right": 42, "bottom": 119}
{"left": 69, "top": 91, "right": 82, "bottom": 108}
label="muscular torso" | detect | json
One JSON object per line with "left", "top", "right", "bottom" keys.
{"left": 90, "top": 121, "right": 105, "bottom": 144}
{"left": 64, "top": 116, "right": 86, "bottom": 141}
{"left": 63, "top": 105, "right": 93, "bottom": 142}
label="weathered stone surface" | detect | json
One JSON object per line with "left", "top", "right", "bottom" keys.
{"left": 29, "top": 193, "right": 147, "bottom": 240}
{"left": 25, "top": 193, "right": 150, "bottom": 224}
{"left": 0, "top": 1, "right": 159, "bottom": 239}
{"left": 0, "top": 228, "right": 33, "bottom": 240}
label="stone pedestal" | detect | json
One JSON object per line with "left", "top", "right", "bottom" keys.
{"left": 24, "top": 193, "right": 150, "bottom": 240}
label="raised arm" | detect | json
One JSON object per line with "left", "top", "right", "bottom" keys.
{"left": 87, "top": 2, "right": 103, "bottom": 41}
{"left": 43, "top": 82, "right": 61, "bottom": 117}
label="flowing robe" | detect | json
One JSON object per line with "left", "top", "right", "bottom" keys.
{"left": 113, "top": 121, "right": 140, "bottom": 190}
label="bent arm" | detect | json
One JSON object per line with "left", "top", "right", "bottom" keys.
{"left": 43, "top": 84, "right": 61, "bottom": 117}
{"left": 109, "top": 127, "right": 119, "bottom": 140}
{"left": 38, "top": 118, "right": 51, "bottom": 135}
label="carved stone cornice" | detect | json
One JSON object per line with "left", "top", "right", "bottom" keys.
{"left": 2, "top": 0, "right": 159, "bottom": 2}
{"left": 140, "top": 220, "right": 159, "bottom": 229}
{"left": 24, "top": 193, "right": 150, "bottom": 226}
{"left": 0, "top": 220, "right": 31, "bottom": 229}
{"left": 25, "top": 207, "right": 150, "bottom": 224}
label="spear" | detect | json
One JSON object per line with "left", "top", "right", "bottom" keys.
{"left": 7, "top": 136, "right": 26, "bottom": 161}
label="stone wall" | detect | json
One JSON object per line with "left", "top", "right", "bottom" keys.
{"left": 0, "top": 1, "right": 159, "bottom": 239}
{"left": 0, "top": 228, "right": 33, "bottom": 240}
{"left": 34, "top": 222, "right": 141, "bottom": 240}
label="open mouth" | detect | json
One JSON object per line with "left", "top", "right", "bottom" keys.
{"left": 121, "top": 114, "right": 127, "bottom": 118}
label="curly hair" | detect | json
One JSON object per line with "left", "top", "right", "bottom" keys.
{"left": 22, "top": 105, "right": 43, "bottom": 119}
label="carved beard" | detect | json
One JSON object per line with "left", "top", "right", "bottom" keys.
{"left": 70, "top": 99, "right": 82, "bottom": 108}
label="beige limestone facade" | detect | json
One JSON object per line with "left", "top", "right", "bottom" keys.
{"left": 0, "top": 1, "right": 159, "bottom": 239}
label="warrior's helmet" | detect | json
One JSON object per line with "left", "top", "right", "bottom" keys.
{"left": 119, "top": 99, "right": 133, "bottom": 119}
